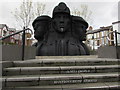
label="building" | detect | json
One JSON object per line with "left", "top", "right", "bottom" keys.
{"left": 25, "top": 30, "right": 33, "bottom": 46}
{"left": 86, "top": 21, "right": 120, "bottom": 50}
{"left": 86, "top": 25, "right": 114, "bottom": 50}
{"left": 0, "top": 24, "right": 9, "bottom": 38}
{"left": 0, "top": 24, "right": 22, "bottom": 45}
{"left": 14, "top": 31, "right": 22, "bottom": 45}
{"left": 0, "top": 24, "right": 10, "bottom": 44}
{"left": 8, "top": 28, "right": 16, "bottom": 44}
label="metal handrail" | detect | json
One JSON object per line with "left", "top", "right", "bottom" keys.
{"left": 86, "top": 30, "right": 120, "bottom": 57}
{"left": 106, "top": 31, "right": 120, "bottom": 43}
{"left": 87, "top": 30, "right": 120, "bottom": 44}
{"left": 0, "top": 27, "right": 33, "bottom": 60}
{"left": 0, "top": 28, "right": 32, "bottom": 40}
{"left": 114, "top": 30, "right": 120, "bottom": 59}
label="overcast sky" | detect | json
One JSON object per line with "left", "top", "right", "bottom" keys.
{"left": 0, "top": 0, "right": 119, "bottom": 30}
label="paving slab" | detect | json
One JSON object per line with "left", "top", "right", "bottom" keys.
{"left": 3, "top": 82, "right": 120, "bottom": 90}
{"left": 13, "top": 58, "right": 119, "bottom": 67}
{"left": 4, "top": 76, "right": 40, "bottom": 87}
{"left": 62, "top": 82, "right": 109, "bottom": 90}
{"left": 4, "top": 65, "right": 119, "bottom": 76}
{"left": 2, "top": 56, "right": 120, "bottom": 89}
{"left": 1, "top": 61, "right": 13, "bottom": 68}
{"left": 81, "top": 72, "right": 119, "bottom": 83}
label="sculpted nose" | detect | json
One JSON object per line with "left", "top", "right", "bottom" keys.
{"left": 60, "top": 16, "right": 64, "bottom": 22}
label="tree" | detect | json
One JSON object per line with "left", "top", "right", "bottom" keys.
{"left": 34, "top": 2, "right": 46, "bottom": 16}
{"left": 12, "top": 0, "right": 47, "bottom": 29}
{"left": 72, "top": 4, "right": 92, "bottom": 23}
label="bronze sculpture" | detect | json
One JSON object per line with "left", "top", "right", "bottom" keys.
{"left": 32, "top": 2, "right": 90, "bottom": 56}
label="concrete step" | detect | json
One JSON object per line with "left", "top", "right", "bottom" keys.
{"left": 13, "top": 58, "right": 119, "bottom": 67}
{"left": 2, "top": 56, "right": 120, "bottom": 89}
{"left": 3, "top": 82, "right": 119, "bottom": 90}
{"left": 1, "top": 61, "right": 13, "bottom": 68}
{"left": 35, "top": 55, "right": 98, "bottom": 59}
{"left": 2, "top": 73, "right": 119, "bottom": 87}
{"left": 3, "top": 65, "right": 119, "bottom": 76}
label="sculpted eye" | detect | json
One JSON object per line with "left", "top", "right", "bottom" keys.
{"left": 56, "top": 15, "right": 60, "bottom": 18}
{"left": 81, "top": 25, "right": 84, "bottom": 28}
{"left": 63, "top": 16, "right": 67, "bottom": 18}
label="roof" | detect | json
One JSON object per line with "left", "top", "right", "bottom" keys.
{"left": 0, "top": 24, "right": 8, "bottom": 29}
{"left": 87, "top": 25, "right": 112, "bottom": 34}
{"left": 8, "top": 28, "right": 16, "bottom": 31}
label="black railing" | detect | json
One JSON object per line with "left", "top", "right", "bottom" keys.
{"left": 0, "top": 27, "right": 32, "bottom": 60}
{"left": 86, "top": 30, "right": 120, "bottom": 59}
{"left": 115, "top": 30, "right": 120, "bottom": 59}
{"left": 86, "top": 30, "right": 120, "bottom": 47}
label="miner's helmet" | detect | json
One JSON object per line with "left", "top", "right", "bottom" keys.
{"left": 32, "top": 15, "right": 51, "bottom": 28}
{"left": 52, "top": 2, "right": 70, "bottom": 18}
{"left": 72, "top": 16, "right": 89, "bottom": 29}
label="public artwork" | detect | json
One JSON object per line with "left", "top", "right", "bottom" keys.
{"left": 32, "top": 2, "right": 90, "bottom": 56}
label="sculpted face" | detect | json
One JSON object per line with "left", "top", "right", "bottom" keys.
{"left": 34, "top": 21, "right": 48, "bottom": 41}
{"left": 53, "top": 13, "right": 71, "bottom": 33}
{"left": 75, "top": 22, "right": 87, "bottom": 40}
{"left": 33, "top": 2, "right": 90, "bottom": 56}
{"left": 33, "top": 16, "right": 51, "bottom": 41}
{"left": 72, "top": 16, "right": 88, "bottom": 41}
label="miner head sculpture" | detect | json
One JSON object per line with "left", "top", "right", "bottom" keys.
{"left": 32, "top": 2, "right": 90, "bottom": 56}
{"left": 52, "top": 2, "right": 71, "bottom": 33}
{"left": 32, "top": 15, "right": 51, "bottom": 41}
{"left": 72, "top": 16, "right": 88, "bottom": 41}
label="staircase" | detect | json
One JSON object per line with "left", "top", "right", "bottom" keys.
{"left": 2, "top": 56, "right": 120, "bottom": 90}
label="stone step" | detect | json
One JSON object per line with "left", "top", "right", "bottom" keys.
{"left": 3, "top": 65, "right": 119, "bottom": 76}
{"left": 2, "top": 73, "right": 119, "bottom": 87}
{"left": 35, "top": 55, "right": 98, "bottom": 59}
{"left": 3, "top": 82, "right": 119, "bottom": 90}
{"left": 1, "top": 61, "right": 13, "bottom": 68}
{"left": 13, "top": 58, "right": 119, "bottom": 67}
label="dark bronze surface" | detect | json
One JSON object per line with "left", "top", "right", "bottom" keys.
{"left": 32, "top": 2, "right": 90, "bottom": 56}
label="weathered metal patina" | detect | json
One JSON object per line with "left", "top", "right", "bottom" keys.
{"left": 32, "top": 2, "right": 90, "bottom": 56}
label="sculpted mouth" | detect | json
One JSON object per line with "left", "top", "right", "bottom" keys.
{"left": 60, "top": 27, "right": 64, "bottom": 32}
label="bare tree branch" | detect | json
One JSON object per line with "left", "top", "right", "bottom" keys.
{"left": 12, "top": 0, "right": 47, "bottom": 29}
{"left": 72, "top": 4, "right": 92, "bottom": 24}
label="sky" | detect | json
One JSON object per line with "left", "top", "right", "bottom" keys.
{"left": 0, "top": 0, "right": 119, "bottom": 30}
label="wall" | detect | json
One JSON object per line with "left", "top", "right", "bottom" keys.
{"left": 98, "top": 46, "right": 120, "bottom": 59}
{"left": 1, "top": 45, "right": 36, "bottom": 61}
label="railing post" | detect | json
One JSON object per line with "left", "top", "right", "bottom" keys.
{"left": 115, "top": 30, "right": 118, "bottom": 59}
{"left": 92, "top": 34, "right": 95, "bottom": 51}
{"left": 115, "top": 30, "right": 118, "bottom": 47}
{"left": 22, "top": 27, "right": 26, "bottom": 60}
